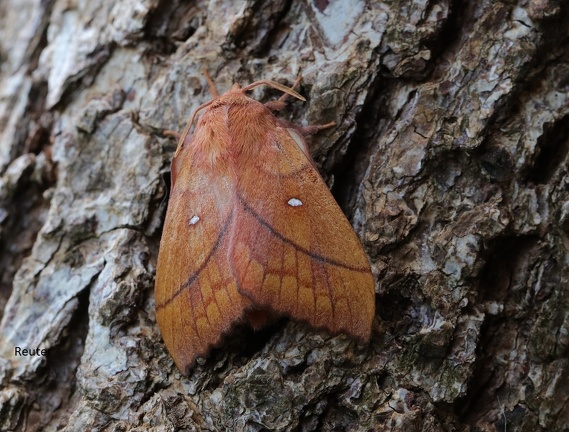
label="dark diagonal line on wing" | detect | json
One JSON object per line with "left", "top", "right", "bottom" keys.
{"left": 238, "top": 196, "right": 369, "bottom": 273}
{"left": 156, "top": 212, "right": 232, "bottom": 310}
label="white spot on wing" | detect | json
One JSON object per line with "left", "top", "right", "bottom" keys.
{"left": 189, "top": 215, "right": 200, "bottom": 225}
{"left": 288, "top": 198, "right": 303, "bottom": 207}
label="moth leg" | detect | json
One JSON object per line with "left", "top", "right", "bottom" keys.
{"left": 173, "top": 75, "right": 219, "bottom": 156}
{"left": 162, "top": 68, "right": 219, "bottom": 148}
{"left": 298, "top": 121, "right": 336, "bottom": 136}
{"left": 288, "top": 75, "right": 302, "bottom": 92}
{"left": 163, "top": 129, "right": 181, "bottom": 141}
{"left": 163, "top": 128, "right": 191, "bottom": 157}
{"left": 265, "top": 75, "right": 303, "bottom": 111}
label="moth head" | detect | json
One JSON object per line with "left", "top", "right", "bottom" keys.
{"left": 175, "top": 78, "right": 307, "bottom": 158}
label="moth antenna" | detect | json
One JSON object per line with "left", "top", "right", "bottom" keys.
{"left": 202, "top": 69, "right": 220, "bottom": 98}
{"left": 174, "top": 70, "right": 223, "bottom": 155}
{"left": 278, "top": 75, "right": 302, "bottom": 103}
{"left": 265, "top": 76, "right": 304, "bottom": 111}
{"left": 174, "top": 99, "right": 215, "bottom": 156}
{"left": 242, "top": 80, "right": 306, "bottom": 102}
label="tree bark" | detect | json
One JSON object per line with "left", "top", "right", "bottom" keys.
{"left": 1, "top": 0, "right": 568, "bottom": 431}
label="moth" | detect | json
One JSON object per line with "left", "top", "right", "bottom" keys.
{"left": 155, "top": 74, "right": 375, "bottom": 375}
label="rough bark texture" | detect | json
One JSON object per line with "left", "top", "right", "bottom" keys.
{"left": 0, "top": 0, "right": 568, "bottom": 431}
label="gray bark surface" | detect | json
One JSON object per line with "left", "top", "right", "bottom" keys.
{"left": 0, "top": 0, "right": 568, "bottom": 431}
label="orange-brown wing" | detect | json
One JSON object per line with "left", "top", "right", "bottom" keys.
{"left": 155, "top": 147, "right": 249, "bottom": 375}
{"left": 229, "top": 126, "right": 375, "bottom": 341}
